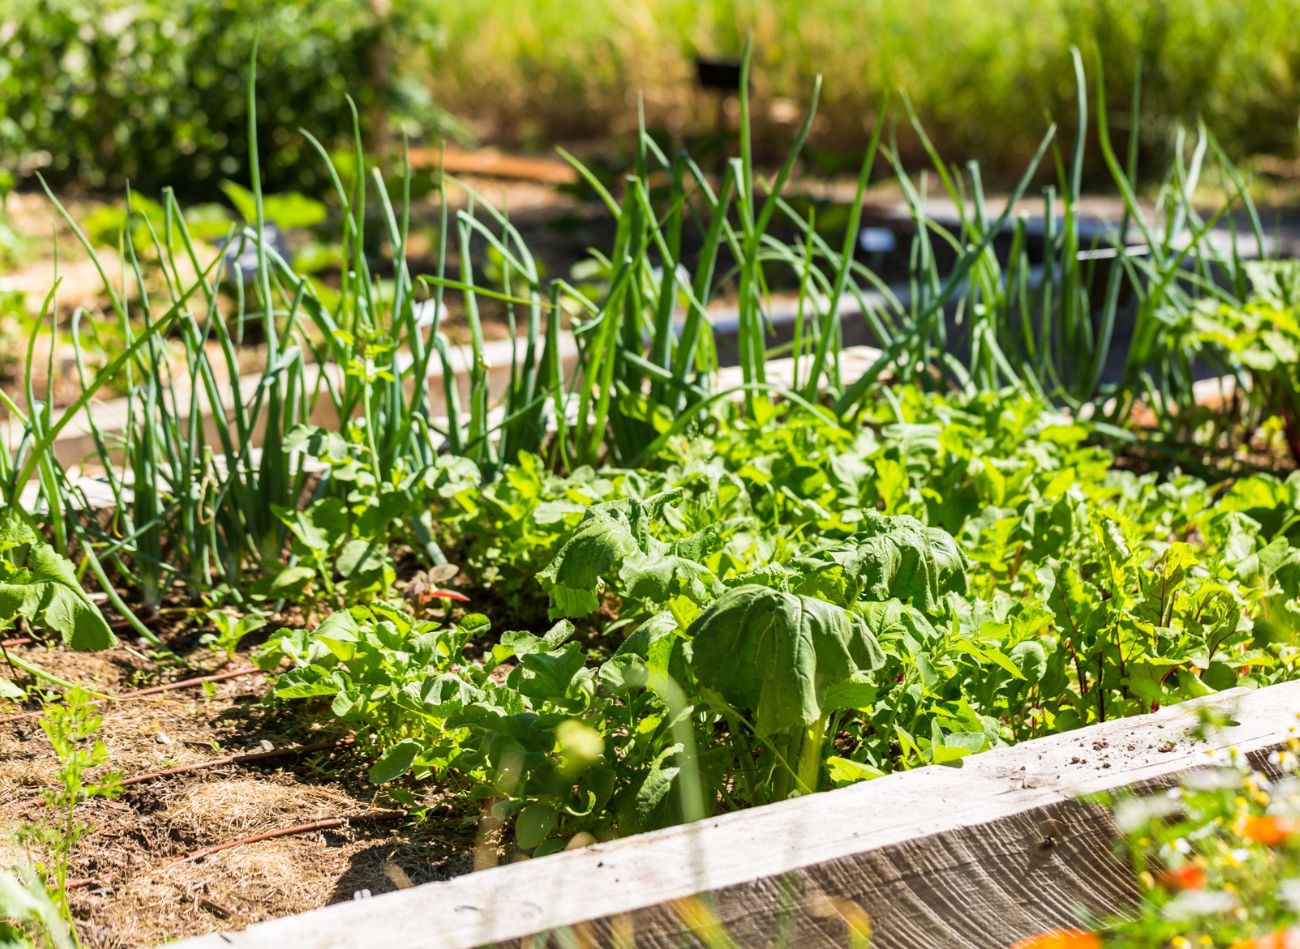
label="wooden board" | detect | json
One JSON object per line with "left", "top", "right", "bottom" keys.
{"left": 407, "top": 147, "right": 578, "bottom": 186}
{"left": 173, "top": 681, "right": 1300, "bottom": 949}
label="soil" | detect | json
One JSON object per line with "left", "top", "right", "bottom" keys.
{"left": 0, "top": 625, "right": 484, "bottom": 948}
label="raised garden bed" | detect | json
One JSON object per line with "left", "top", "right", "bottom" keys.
{"left": 6, "top": 341, "right": 1296, "bottom": 946}
{"left": 172, "top": 682, "right": 1300, "bottom": 949}
{"left": 8, "top": 64, "right": 1300, "bottom": 949}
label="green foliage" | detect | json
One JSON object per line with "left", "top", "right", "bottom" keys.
{"left": 431, "top": 0, "right": 1300, "bottom": 176}
{"left": 259, "top": 425, "right": 476, "bottom": 607}
{"left": 0, "top": 851, "right": 72, "bottom": 949}
{"left": 267, "top": 388, "right": 1300, "bottom": 849}
{"left": 5, "top": 0, "right": 1300, "bottom": 194}
{"left": 689, "top": 584, "right": 885, "bottom": 738}
{"left": 0, "top": 0, "right": 456, "bottom": 194}
{"left": 537, "top": 490, "right": 702, "bottom": 619}
{"left": 7, "top": 46, "right": 1300, "bottom": 870}
{"left": 219, "top": 182, "right": 327, "bottom": 231}
{"left": 256, "top": 605, "right": 695, "bottom": 846}
{"left": 0, "top": 509, "right": 115, "bottom": 697}
{"left": 198, "top": 608, "right": 266, "bottom": 660}
{"left": 444, "top": 456, "right": 637, "bottom": 615}
{"left": 688, "top": 584, "right": 884, "bottom": 798}
{"left": 20, "top": 688, "right": 122, "bottom": 935}
{"left": 1193, "top": 262, "right": 1300, "bottom": 464}
{"left": 7, "top": 53, "right": 1269, "bottom": 625}
{"left": 787, "top": 513, "right": 969, "bottom": 612}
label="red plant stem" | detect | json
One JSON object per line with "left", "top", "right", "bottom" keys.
{"left": 0, "top": 667, "right": 262, "bottom": 724}
{"left": 119, "top": 741, "right": 336, "bottom": 787}
{"left": 175, "top": 812, "right": 405, "bottom": 864}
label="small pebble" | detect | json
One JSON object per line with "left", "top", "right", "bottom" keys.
{"left": 566, "top": 832, "right": 598, "bottom": 851}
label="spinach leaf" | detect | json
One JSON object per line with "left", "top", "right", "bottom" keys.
{"left": 688, "top": 584, "right": 884, "bottom": 737}
{"left": 0, "top": 508, "right": 114, "bottom": 653}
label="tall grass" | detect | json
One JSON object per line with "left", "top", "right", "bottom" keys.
{"left": 430, "top": 0, "right": 1300, "bottom": 177}
{"left": 0, "top": 51, "right": 1268, "bottom": 615}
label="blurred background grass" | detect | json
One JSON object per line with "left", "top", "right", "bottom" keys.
{"left": 1, "top": 0, "right": 1299, "bottom": 193}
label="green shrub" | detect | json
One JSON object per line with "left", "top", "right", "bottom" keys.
{"left": 5, "top": 1, "right": 1299, "bottom": 192}
{"left": 0, "top": 0, "right": 450, "bottom": 194}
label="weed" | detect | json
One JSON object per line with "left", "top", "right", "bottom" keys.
{"left": 198, "top": 608, "right": 267, "bottom": 660}
{"left": 20, "top": 688, "right": 122, "bottom": 937}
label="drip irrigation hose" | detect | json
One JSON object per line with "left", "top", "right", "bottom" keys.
{"left": 0, "top": 666, "right": 263, "bottom": 724}
{"left": 119, "top": 740, "right": 338, "bottom": 787}
{"left": 10, "top": 740, "right": 340, "bottom": 810}
{"left": 64, "top": 810, "right": 407, "bottom": 890}
{"left": 176, "top": 812, "right": 406, "bottom": 864}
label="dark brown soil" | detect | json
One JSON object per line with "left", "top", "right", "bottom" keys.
{"left": 0, "top": 629, "right": 482, "bottom": 948}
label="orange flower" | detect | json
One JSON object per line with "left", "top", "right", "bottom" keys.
{"left": 1231, "top": 928, "right": 1300, "bottom": 949}
{"left": 1241, "top": 815, "right": 1297, "bottom": 846}
{"left": 1010, "top": 929, "right": 1102, "bottom": 949}
{"left": 1159, "top": 863, "right": 1206, "bottom": 890}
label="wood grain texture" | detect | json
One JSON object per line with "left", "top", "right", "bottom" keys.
{"left": 173, "top": 681, "right": 1300, "bottom": 949}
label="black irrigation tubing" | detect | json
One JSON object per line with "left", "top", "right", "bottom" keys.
{"left": 112, "top": 666, "right": 263, "bottom": 700}
{"left": 0, "top": 666, "right": 264, "bottom": 724}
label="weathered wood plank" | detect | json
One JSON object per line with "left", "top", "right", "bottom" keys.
{"left": 173, "top": 681, "right": 1300, "bottom": 949}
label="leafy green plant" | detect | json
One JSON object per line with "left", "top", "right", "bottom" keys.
{"left": 7, "top": 48, "right": 1272, "bottom": 622}
{"left": 20, "top": 688, "right": 122, "bottom": 935}
{"left": 438, "top": 453, "right": 626, "bottom": 614}
{"left": 198, "top": 608, "right": 267, "bottom": 659}
{"left": 0, "top": 508, "right": 115, "bottom": 696}
{"left": 258, "top": 424, "right": 476, "bottom": 607}
{"left": 7, "top": 41, "right": 1300, "bottom": 879}
{"left": 256, "top": 605, "right": 697, "bottom": 848}
{"left": 687, "top": 584, "right": 885, "bottom": 799}
{"left": 1192, "top": 262, "right": 1300, "bottom": 465}
{"left": 264, "top": 383, "right": 1300, "bottom": 849}
{"left": 0, "top": 0, "right": 461, "bottom": 194}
